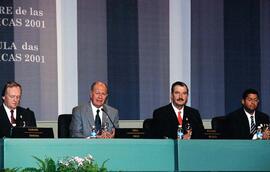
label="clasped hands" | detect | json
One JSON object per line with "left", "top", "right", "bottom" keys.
{"left": 96, "top": 128, "right": 115, "bottom": 139}
{"left": 262, "top": 129, "right": 270, "bottom": 140}
{"left": 183, "top": 129, "right": 192, "bottom": 140}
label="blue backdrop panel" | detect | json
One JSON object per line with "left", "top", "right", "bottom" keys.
{"left": 0, "top": 0, "right": 15, "bottom": 89}
{"left": 107, "top": 0, "right": 139, "bottom": 120}
{"left": 191, "top": 0, "right": 225, "bottom": 118}
{"left": 224, "top": 0, "right": 261, "bottom": 113}
{"left": 0, "top": 0, "right": 58, "bottom": 120}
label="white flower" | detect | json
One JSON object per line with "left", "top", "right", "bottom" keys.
{"left": 73, "top": 156, "right": 85, "bottom": 166}
{"left": 58, "top": 160, "right": 69, "bottom": 166}
{"left": 85, "top": 154, "right": 94, "bottom": 163}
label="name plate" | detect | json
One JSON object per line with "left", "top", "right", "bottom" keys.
{"left": 115, "top": 128, "right": 144, "bottom": 138}
{"left": 10, "top": 127, "right": 54, "bottom": 138}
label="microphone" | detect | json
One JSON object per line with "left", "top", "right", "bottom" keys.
{"left": 101, "top": 108, "right": 116, "bottom": 129}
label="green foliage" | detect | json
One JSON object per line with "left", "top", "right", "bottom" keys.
{"left": 33, "top": 156, "right": 56, "bottom": 172}
{"left": 1, "top": 155, "right": 107, "bottom": 172}
{"left": 0, "top": 168, "right": 20, "bottom": 172}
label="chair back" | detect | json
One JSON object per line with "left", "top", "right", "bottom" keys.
{"left": 58, "top": 114, "right": 72, "bottom": 138}
{"left": 143, "top": 118, "right": 154, "bottom": 138}
{"left": 211, "top": 116, "right": 228, "bottom": 138}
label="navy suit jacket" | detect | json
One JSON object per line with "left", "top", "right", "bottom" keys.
{"left": 152, "top": 103, "right": 205, "bottom": 139}
{"left": 227, "top": 108, "right": 270, "bottom": 139}
{"left": 69, "top": 103, "right": 119, "bottom": 138}
{"left": 0, "top": 104, "right": 36, "bottom": 138}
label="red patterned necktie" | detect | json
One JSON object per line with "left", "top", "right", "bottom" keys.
{"left": 177, "top": 111, "right": 182, "bottom": 125}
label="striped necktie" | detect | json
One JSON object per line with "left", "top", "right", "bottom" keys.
{"left": 250, "top": 115, "right": 256, "bottom": 135}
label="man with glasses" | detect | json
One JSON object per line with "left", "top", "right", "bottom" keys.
{"left": 70, "top": 81, "right": 119, "bottom": 138}
{"left": 0, "top": 81, "right": 36, "bottom": 137}
{"left": 227, "top": 88, "right": 270, "bottom": 139}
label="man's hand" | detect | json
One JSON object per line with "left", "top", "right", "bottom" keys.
{"left": 183, "top": 130, "right": 192, "bottom": 140}
{"left": 97, "top": 128, "right": 115, "bottom": 139}
{"left": 262, "top": 129, "right": 270, "bottom": 140}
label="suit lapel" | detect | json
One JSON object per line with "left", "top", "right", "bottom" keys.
{"left": 182, "top": 106, "right": 191, "bottom": 128}
{"left": 16, "top": 107, "right": 23, "bottom": 126}
{"left": 240, "top": 109, "right": 251, "bottom": 136}
{"left": 85, "top": 104, "right": 95, "bottom": 127}
{"left": 102, "top": 105, "right": 108, "bottom": 125}
{"left": 255, "top": 112, "right": 265, "bottom": 125}
{"left": 169, "top": 104, "right": 179, "bottom": 126}
{"left": 0, "top": 105, "right": 12, "bottom": 128}
{"left": 183, "top": 106, "right": 189, "bottom": 122}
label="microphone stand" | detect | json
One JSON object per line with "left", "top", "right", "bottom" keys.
{"left": 101, "top": 108, "right": 116, "bottom": 128}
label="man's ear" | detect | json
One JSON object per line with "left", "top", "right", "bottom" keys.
{"left": 89, "top": 92, "right": 92, "bottom": 99}
{"left": 241, "top": 99, "right": 244, "bottom": 105}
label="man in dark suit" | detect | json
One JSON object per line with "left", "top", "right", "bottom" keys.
{"left": 70, "top": 81, "right": 119, "bottom": 138}
{"left": 227, "top": 89, "right": 269, "bottom": 139}
{"left": 152, "top": 81, "right": 204, "bottom": 139}
{"left": 0, "top": 81, "right": 36, "bottom": 138}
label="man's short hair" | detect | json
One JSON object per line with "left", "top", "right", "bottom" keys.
{"left": 90, "top": 81, "right": 109, "bottom": 94}
{"left": 242, "top": 88, "right": 259, "bottom": 100}
{"left": 171, "top": 81, "right": 189, "bottom": 94}
{"left": 1, "top": 81, "right": 22, "bottom": 97}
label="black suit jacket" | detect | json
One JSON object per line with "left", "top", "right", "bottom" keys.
{"left": 227, "top": 108, "right": 270, "bottom": 139}
{"left": 152, "top": 103, "right": 205, "bottom": 139}
{"left": 0, "top": 104, "right": 37, "bottom": 138}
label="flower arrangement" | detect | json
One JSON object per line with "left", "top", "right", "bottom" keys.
{"left": 2, "top": 154, "right": 108, "bottom": 172}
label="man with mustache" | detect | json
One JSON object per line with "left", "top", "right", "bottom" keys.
{"left": 152, "top": 81, "right": 204, "bottom": 139}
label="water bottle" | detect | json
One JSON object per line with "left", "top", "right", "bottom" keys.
{"left": 177, "top": 125, "right": 184, "bottom": 140}
{"left": 256, "top": 125, "right": 263, "bottom": 140}
{"left": 90, "top": 125, "right": 97, "bottom": 139}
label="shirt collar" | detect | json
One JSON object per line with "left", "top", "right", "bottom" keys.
{"left": 3, "top": 103, "right": 17, "bottom": 115}
{"left": 243, "top": 108, "right": 255, "bottom": 118}
{"left": 171, "top": 103, "right": 184, "bottom": 117}
{"left": 90, "top": 102, "right": 103, "bottom": 117}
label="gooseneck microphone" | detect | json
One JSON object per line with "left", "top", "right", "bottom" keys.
{"left": 101, "top": 108, "right": 116, "bottom": 128}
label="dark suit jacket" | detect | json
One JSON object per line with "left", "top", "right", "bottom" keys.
{"left": 152, "top": 103, "right": 205, "bottom": 139}
{"left": 0, "top": 104, "right": 36, "bottom": 138}
{"left": 227, "top": 108, "right": 270, "bottom": 139}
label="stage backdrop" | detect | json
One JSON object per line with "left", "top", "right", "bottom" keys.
{"left": 0, "top": 0, "right": 57, "bottom": 120}
{"left": 77, "top": 0, "right": 170, "bottom": 120}
{"left": 1, "top": 0, "right": 269, "bottom": 121}
{"left": 78, "top": 0, "right": 270, "bottom": 120}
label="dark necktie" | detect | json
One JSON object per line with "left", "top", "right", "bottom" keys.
{"left": 10, "top": 110, "right": 16, "bottom": 124}
{"left": 95, "top": 109, "right": 101, "bottom": 131}
{"left": 250, "top": 115, "right": 256, "bottom": 135}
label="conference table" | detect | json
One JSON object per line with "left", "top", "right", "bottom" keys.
{"left": 1, "top": 139, "right": 270, "bottom": 171}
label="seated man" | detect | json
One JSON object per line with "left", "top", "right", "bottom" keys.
{"left": 70, "top": 81, "right": 119, "bottom": 138}
{"left": 0, "top": 81, "right": 36, "bottom": 137}
{"left": 226, "top": 88, "right": 270, "bottom": 139}
{"left": 152, "top": 81, "right": 205, "bottom": 139}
